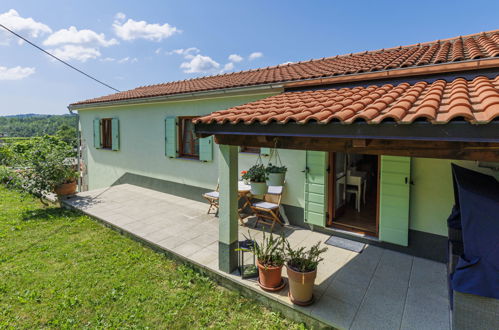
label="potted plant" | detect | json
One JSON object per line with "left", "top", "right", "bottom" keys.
{"left": 242, "top": 164, "right": 268, "bottom": 195}
{"left": 54, "top": 167, "right": 79, "bottom": 196}
{"left": 240, "top": 170, "right": 249, "bottom": 184}
{"left": 285, "top": 241, "right": 328, "bottom": 305}
{"left": 265, "top": 163, "right": 287, "bottom": 186}
{"left": 240, "top": 231, "right": 286, "bottom": 291}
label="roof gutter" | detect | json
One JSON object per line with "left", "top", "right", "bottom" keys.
{"left": 69, "top": 83, "right": 284, "bottom": 111}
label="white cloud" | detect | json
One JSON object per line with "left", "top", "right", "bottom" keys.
{"left": 248, "top": 51, "right": 263, "bottom": 60}
{"left": 43, "top": 26, "right": 118, "bottom": 47}
{"left": 281, "top": 61, "right": 294, "bottom": 65}
{"left": 154, "top": 47, "right": 162, "bottom": 54}
{"left": 222, "top": 62, "right": 234, "bottom": 72}
{"left": 0, "top": 65, "right": 35, "bottom": 80}
{"left": 49, "top": 45, "right": 101, "bottom": 62}
{"left": 167, "top": 47, "right": 199, "bottom": 57}
{"left": 115, "top": 12, "right": 126, "bottom": 21}
{"left": 100, "top": 57, "right": 115, "bottom": 62}
{"left": 228, "top": 54, "right": 243, "bottom": 63}
{"left": 0, "top": 9, "right": 52, "bottom": 38}
{"left": 113, "top": 16, "right": 180, "bottom": 41}
{"left": 117, "top": 56, "right": 138, "bottom": 64}
{"left": 180, "top": 54, "right": 220, "bottom": 73}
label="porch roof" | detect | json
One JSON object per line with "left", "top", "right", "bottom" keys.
{"left": 194, "top": 75, "right": 499, "bottom": 126}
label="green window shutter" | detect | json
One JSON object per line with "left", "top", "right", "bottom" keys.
{"left": 304, "top": 151, "right": 327, "bottom": 227}
{"left": 93, "top": 119, "right": 101, "bottom": 149}
{"left": 260, "top": 148, "right": 271, "bottom": 156}
{"left": 165, "top": 116, "right": 178, "bottom": 158}
{"left": 379, "top": 155, "right": 411, "bottom": 246}
{"left": 111, "top": 118, "right": 120, "bottom": 151}
{"left": 199, "top": 135, "right": 213, "bottom": 162}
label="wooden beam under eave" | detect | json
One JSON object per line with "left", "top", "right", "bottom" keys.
{"left": 214, "top": 134, "right": 499, "bottom": 162}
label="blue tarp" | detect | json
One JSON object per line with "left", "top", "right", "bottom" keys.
{"left": 450, "top": 164, "right": 499, "bottom": 299}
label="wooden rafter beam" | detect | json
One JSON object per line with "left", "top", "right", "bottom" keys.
{"left": 214, "top": 134, "right": 499, "bottom": 162}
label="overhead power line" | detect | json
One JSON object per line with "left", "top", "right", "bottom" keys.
{"left": 0, "top": 23, "right": 121, "bottom": 92}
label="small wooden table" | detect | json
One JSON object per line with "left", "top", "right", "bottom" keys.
{"left": 238, "top": 182, "right": 252, "bottom": 225}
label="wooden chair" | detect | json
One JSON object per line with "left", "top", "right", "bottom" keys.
{"left": 202, "top": 184, "right": 219, "bottom": 215}
{"left": 250, "top": 185, "right": 284, "bottom": 232}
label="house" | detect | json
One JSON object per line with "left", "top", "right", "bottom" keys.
{"left": 68, "top": 30, "right": 499, "bottom": 269}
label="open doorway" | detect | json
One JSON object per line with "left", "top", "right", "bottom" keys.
{"left": 328, "top": 152, "right": 379, "bottom": 237}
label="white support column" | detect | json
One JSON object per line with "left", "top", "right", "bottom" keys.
{"left": 218, "top": 144, "right": 239, "bottom": 273}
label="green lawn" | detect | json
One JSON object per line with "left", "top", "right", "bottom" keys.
{"left": 0, "top": 186, "right": 303, "bottom": 329}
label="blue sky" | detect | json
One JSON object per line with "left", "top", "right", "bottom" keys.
{"left": 0, "top": 0, "right": 498, "bottom": 115}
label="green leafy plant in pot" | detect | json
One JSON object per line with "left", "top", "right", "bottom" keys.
{"left": 240, "top": 231, "right": 286, "bottom": 291}
{"left": 265, "top": 163, "right": 287, "bottom": 186}
{"left": 285, "top": 241, "right": 327, "bottom": 305}
{"left": 242, "top": 164, "right": 268, "bottom": 195}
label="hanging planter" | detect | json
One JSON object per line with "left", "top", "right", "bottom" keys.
{"left": 266, "top": 164, "right": 287, "bottom": 186}
{"left": 242, "top": 164, "right": 268, "bottom": 195}
{"left": 265, "top": 146, "right": 287, "bottom": 186}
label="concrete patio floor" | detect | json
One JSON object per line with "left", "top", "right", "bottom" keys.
{"left": 63, "top": 184, "right": 450, "bottom": 329}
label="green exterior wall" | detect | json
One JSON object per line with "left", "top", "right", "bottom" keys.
{"left": 79, "top": 94, "right": 498, "bottom": 239}
{"left": 78, "top": 90, "right": 307, "bottom": 208}
{"left": 409, "top": 158, "right": 499, "bottom": 236}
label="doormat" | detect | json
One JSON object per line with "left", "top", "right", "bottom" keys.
{"left": 325, "top": 236, "right": 365, "bottom": 253}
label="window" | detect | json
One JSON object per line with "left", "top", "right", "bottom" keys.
{"left": 178, "top": 117, "right": 199, "bottom": 159}
{"left": 100, "top": 118, "right": 113, "bottom": 149}
{"left": 240, "top": 146, "right": 261, "bottom": 153}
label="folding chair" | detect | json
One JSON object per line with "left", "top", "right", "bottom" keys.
{"left": 250, "top": 185, "right": 284, "bottom": 232}
{"left": 202, "top": 184, "right": 219, "bottom": 215}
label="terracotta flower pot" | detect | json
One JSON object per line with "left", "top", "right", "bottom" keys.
{"left": 250, "top": 181, "right": 268, "bottom": 195}
{"left": 257, "top": 260, "right": 283, "bottom": 290}
{"left": 54, "top": 181, "right": 77, "bottom": 196}
{"left": 266, "top": 172, "right": 285, "bottom": 186}
{"left": 286, "top": 265, "right": 317, "bottom": 305}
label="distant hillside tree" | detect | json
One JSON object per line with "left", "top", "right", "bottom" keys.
{"left": 0, "top": 114, "right": 77, "bottom": 139}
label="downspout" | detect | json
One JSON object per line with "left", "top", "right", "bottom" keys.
{"left": 67, "top": 106, "right": 81, "bottom": 192}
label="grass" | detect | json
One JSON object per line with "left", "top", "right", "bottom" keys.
{"left": 0, "top": 186, "right": 304, "bottom": 329}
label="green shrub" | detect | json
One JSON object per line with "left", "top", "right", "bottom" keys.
{"left": 0, "top": 165, "right": 21, "bottom": 188}
{"left": 13, "top": 136, "right": 77, "bottom": 199}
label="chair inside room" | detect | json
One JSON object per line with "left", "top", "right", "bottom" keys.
{"left": 250, "top": 185, "right": 284, "bottom": 232}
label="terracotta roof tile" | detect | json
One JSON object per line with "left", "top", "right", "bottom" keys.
{"left": 72, "top": 30, "right": 499, "bottom": 106}
{"left": 194, "top": 76, "right": 499, "bottom": 125}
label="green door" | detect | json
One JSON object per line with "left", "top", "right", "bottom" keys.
{"left": 304, "top": 151, "right": 327, "bottom": 227}
{"left": 379, "top": 155, "right": 411, "bottom": 246}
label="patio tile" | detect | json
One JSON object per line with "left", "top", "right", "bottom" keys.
{"left": 156, "top": 235, "right": 187, "bottom": 250}
{"left": 333, "top": 260, "right": 375, "bottom": 291}
{"left": 408, "top": 257, "right": 448, "bottom": 298}
{"left": 103, "top": 214, "right": 138, "bottom": 226}
{"left": 400, "top": 287, "right": 450, "bottom": 330}
{"left": 174, "top": 241, "right": 204, "bottom": 258}
{"left": 142, "top": 229, "right": 174, "bottom": 244}
{"left": 191, "top": 233, "right": 218, "bottom": 248}
{"left": 325, "top": 278, "right": 367, "bottom": 307}
{"left": 190, "top": 248, "right": 218, "bottom": 266}
{"left": 351, "top": 262, "right": 411, "bottom": 330}
{"left": 310, "top": 294, "right": 357, "bottom": 329}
